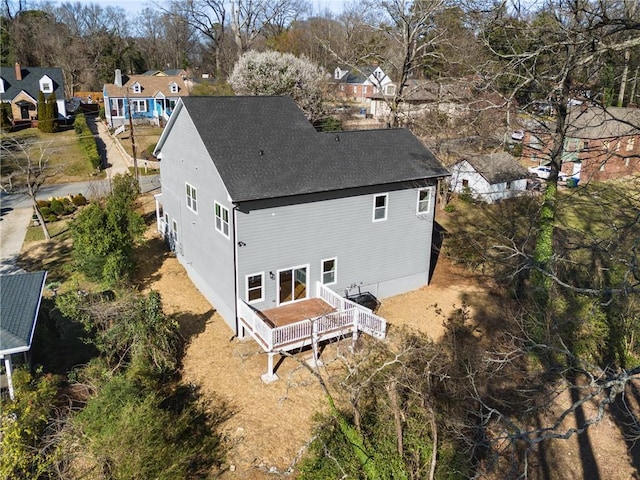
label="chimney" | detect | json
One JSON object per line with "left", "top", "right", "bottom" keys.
{"left": 115, "top": 69, "right": 122, "bottom": 87}
{"left": 14, "top": 62, "right": 22, "bottom": 81}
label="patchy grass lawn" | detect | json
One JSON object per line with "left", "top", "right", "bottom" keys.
{"left": 116, "top": 126, "right": 163, "bottom": 158}
{"left": 24, "top": 219, "right": 71, "bottom": 242}
{"left": 1, "top": 126, "right": 102, "bottom": 183}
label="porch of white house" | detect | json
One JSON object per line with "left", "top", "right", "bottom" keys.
{"left": 238, "top": 282, "right": 387, "bottom": 383}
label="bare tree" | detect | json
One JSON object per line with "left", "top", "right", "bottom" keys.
{"left": 0, "top": 136, "right": 62, "bottom": 240}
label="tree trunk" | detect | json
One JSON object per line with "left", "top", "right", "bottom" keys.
{"left": 33, "top": 201, "right": 51, "bottom": 241}
{"left": 617, "top": 49, "right": 630, "bottom": 107}
{"left": 387, "top": 379, "right": 404, "bottom": 457}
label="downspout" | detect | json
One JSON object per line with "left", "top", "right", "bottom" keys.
{"left": 233, "top": 205, "right": 240, "bottom": 336}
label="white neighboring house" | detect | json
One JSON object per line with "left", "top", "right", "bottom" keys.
{"left": 450, "top": 152, "right": 528, "bottom": 203}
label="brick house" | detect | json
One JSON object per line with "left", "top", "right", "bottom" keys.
{"left": 522, "top": 106, "right": 640, "bottom": 183}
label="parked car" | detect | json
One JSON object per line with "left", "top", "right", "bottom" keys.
{"left": 511, "top": 130, "right": 525, "bottom": 141}
{"left": 528, "top": 165, "right": 567, "bottom": 181}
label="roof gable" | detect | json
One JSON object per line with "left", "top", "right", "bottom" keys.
{"left": 567, "top": 106, "right": 640, "bottom": 139}
{"left": 0, "top": 271, "right": 47, "bottom": 354}
{"left": 0, "top": 65, "right": 65, "bottom": 100}
{"left": 161, "top": 96, "right": 449, "bottom": 203}
{"left": 104, "top": 73, "right": 189, "bottom": 98}
{"left": 458, "top": 152, "right": 527, "bottom": 184}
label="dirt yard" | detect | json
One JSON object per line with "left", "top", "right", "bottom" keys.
{"left": 19, "top": 194, "right": 638, "bottom": 479}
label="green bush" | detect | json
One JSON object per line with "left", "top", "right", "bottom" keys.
{"left": 37, "top": 199, "right": 50, "bottom": 208}
{"left": 74, "top": 113, "right": 102, "bottom": 169}
{"left": 49, "top": 198, "right": 65, "bottom": 216}
{"left": 40, "top": 206, "right": 52, "bottom": 217}
{"left": 72, "top": 193, "right": 88, "bottom": 206}
{"left": 74, "top": 374, "right": 223, "bottom": 479}
{"left": 0, "top": 369, "right": 62, "bottom": 479}
{"left": 45, "top": 214, "right": 59, "bottom": 223}
{"left": 71, "top": 174, "right": 145, "bottom": 286}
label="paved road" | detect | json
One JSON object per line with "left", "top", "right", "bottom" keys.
{"left": 0, "top": 117, "right": 160, "bottom": 274}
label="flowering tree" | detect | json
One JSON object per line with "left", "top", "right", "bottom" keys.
{"left": 228, "top": 50, "right": 327, "bottom": 121}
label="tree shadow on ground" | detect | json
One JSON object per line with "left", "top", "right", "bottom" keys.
{"left": 174, "top": 310, "right": 215, "bottom": 346}
{"left": 16, "top": 238, "right": 73, "bottom": 283}
{"left": 610, "top": 380, "right": 640, "bottom": 472}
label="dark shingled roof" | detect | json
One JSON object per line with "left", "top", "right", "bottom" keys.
{"left": 0, "top": 271, "right": 47, "bottom": 353}
{"left": 461, "top": 152, "right": 527, "bottom": 184}
{"left": 178, "top": 96, "right": 449, "bottom": 202}
{"left": 0, "top": 65, "right": 65, "bottom": 101}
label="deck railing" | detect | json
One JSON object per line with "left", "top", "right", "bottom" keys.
{"left": 238, "top": 283, "right": 387, "bottom": 353}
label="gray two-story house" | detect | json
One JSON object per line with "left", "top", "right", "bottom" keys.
{"left": 154, "top": 96, "right": 449, "bottom": 380}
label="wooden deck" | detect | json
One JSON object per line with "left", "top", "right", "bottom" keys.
{"left": 261, "top": 298, "right": 336, "bottom": 327}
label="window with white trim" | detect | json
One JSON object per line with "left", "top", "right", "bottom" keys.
{"left": 626, "top": 138, "right": 635, "bottom": 152}
{"left": 186, "top": 183, "right": 197, "bottom": 213}
{"left": 171, "top": 219, "right": 178, "bottom": 241}
{"left": 416, "top": 188, "right": 432, "bottom": 214}
{"left": 321, "top": 258, "right": 337, "bottom": 285}
{"left": 246, "top": 273, "right": 264, "bottom": 303}
{"left": 169, "top": 82, "right": 178, "bottom": 93}
{"left": 131, "top": 99, "right": 147, "bottom": 112}
{"left": 214, "top": 201, "right": 229, "bottom": 238}
{"left": 372, "top": 193, "right": 388, "bottom": 222}
{"left": 132, "top": 82, "right": 141, "bottom": 93}
{"left": 39, "top": 75, "right": 53, "bottom": 93}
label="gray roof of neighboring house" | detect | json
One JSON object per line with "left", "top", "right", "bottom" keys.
{"left": 0, "top": 271, "right": 47, "bottom": 354}
{"left": 371, "top": 78, "right": 472, "bottom": 102}
{"left": 0, "top": 65, "right": 65, "bottom": 101}
{"left": 167, "top": 96, "right": 449, "bottom": 203}
{"left": 459, "top": 152, "right": 527, "bottom": 184}
{"left": 567, "top": 106, "right": 640, "bottom": 139}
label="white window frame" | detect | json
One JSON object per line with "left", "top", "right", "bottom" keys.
{"left": 214, "top": 201, "right": 230, "bottom": 238}
{"left": 39, "top": 75, "right": 53, "bottom": 93}
{"left": 171, "top": 219, "right": 178, "bottom": 241}
{"left": 626, "top": 137, "right": 635, "bottom": 152}
{"left": 131, "top": 99, "right": 147, "bottom": 112}
{"left": 185, "top": 182, "right": 197, "bottom": 213}
{"left": 372, "top": 193, "right": 388, "bottom": 222}
{"left": 132, "top": 82, "right": 142, "bottom": 93}
{"left": 321, "top": 258, "right": 337, "bottom": 286}
{"left": 246, "top": 272, "right": 264, "bottom": 304}
{"left": 169, "top": 82, "right": 179, "bottom": 93}
{"left": 277, "top": 264, "right": 310, "bottom": 306}
{"left": 416, "top": 188, "right": 433, "bottom": 215}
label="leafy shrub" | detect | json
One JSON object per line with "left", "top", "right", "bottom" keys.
{"left": 0, "top": 369, "right": 62, "bottom": 479}
{"left": 45, "top": 214, "right": 59, "bottom": 223}
{"left": 40, "top": 206, "right": 52, "bottom": 217}
{"left": 74, "top": 113, "right": 101, "bottom": 169}
{"left": 72, "top": 193, "right": 88, "bottom": 206}
{"left": 0, "top": 102, "right": 12, "bottom": 129}
{"left": 74, "top": 374, "right": 224, "bottom": 480}
{"left": 71, "top": 174, "right": 144, "bottom": 286}
{"left": 49, "top": 198, "right": 65, "bottom": 216}
{"left": 458, "top": 186, "right": 475, "bottom": 203}
{"left": 444, "top": 203, "right": 456, "bottom": 213}
{"left": 37, "top": 199, "right": 49, "bottom": 208}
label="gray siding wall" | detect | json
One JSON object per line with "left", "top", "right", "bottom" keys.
{"left": 236, "top": 185, "right": 436, "bottom": 312}
{"left": 158, "top": 111, "right": 237, "bottom": 330}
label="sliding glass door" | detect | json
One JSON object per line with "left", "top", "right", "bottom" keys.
{"left": 278, "top": 266, "right": 308, "bottom": 305}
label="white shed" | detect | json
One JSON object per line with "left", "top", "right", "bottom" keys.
{"left": 450, "top": 152, "right": 528, "bottom": 203}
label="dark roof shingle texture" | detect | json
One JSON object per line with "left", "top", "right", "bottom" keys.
{"left": 0, "top": 65, "right": 65, "bottom": 101}
{"left": 0, "top": 271, "right": 47, "bottom": 352}
{"left": 180, "top": 96, "right": 449, "bottom": 202}
{"left": 462, "top": 152, "right": 528, "bottom": 184}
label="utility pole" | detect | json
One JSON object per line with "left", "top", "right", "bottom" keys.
{"left": 126, "top": 99, "right": 139, "bottom": 181}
